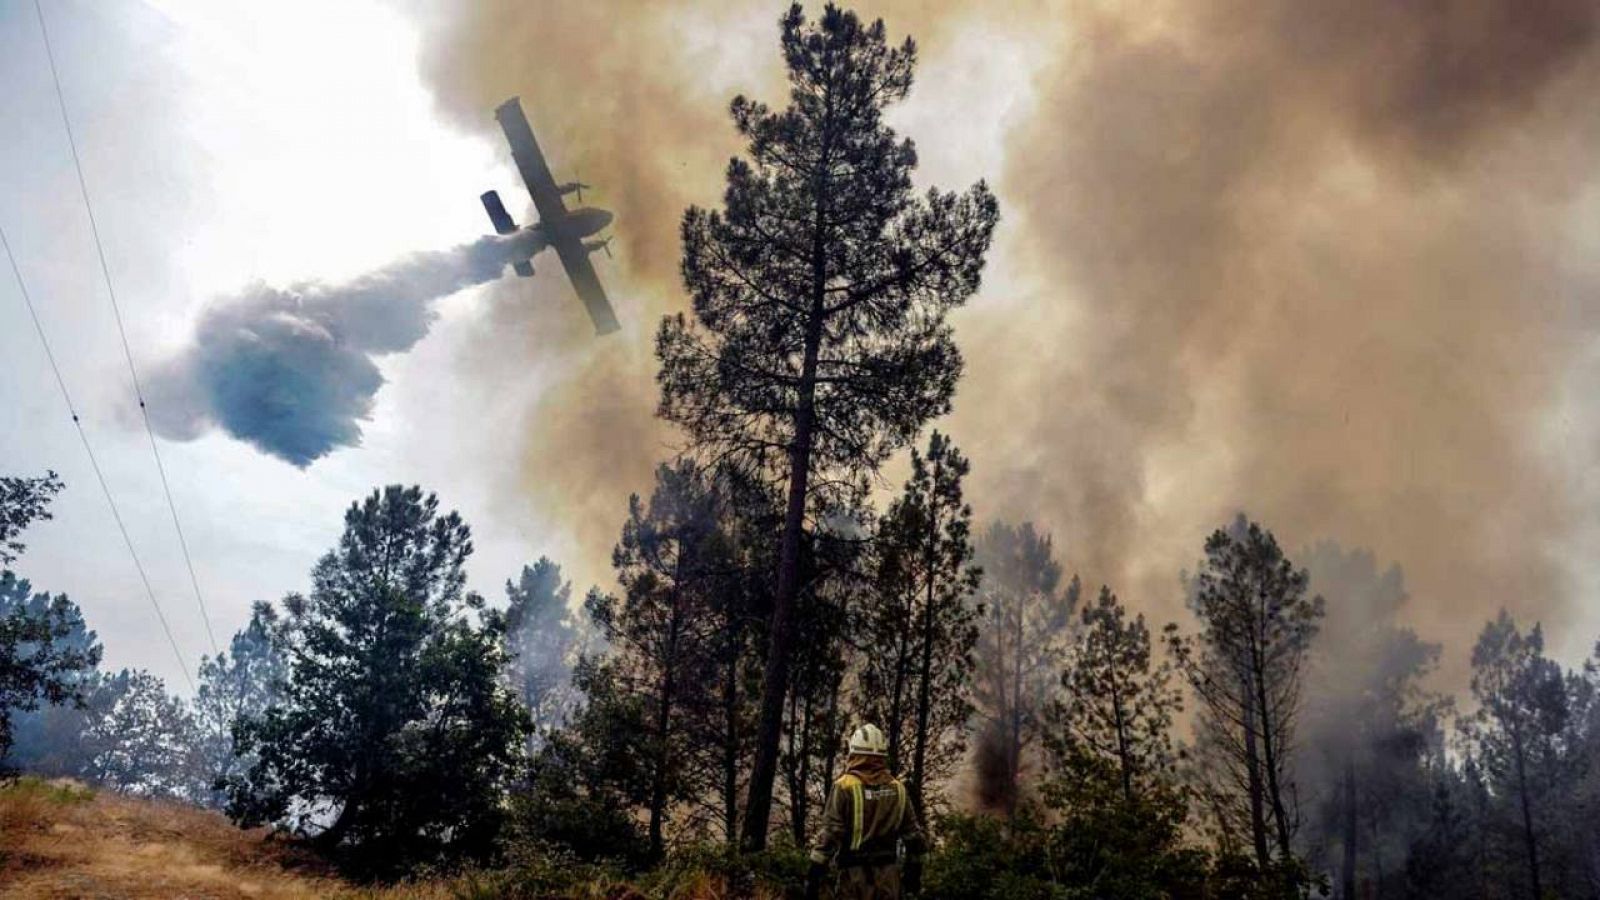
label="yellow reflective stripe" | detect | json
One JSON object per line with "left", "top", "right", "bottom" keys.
{"left": 837, "top": 774, "right": 865, "bottom": 852}
{"left": 849, "top": 781, "right": 865, "bottom": 850}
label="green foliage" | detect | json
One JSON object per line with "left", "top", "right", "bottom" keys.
{"left": 0, "top": 474, "right": 100, "bottom": 765}
{"left": 83, "top": 668, "right": 205, "bottom": 800}
{"left": 922, "top": 809, "right": 1066, "bottom": 900}
{"left": 635, "top": 842, "right": 808, "bottom": 897}
{"left": 0, "top": 471, "right": 63, "bottom": 567}
{"left": 193, "top": 601, "right": 287, "bottom": 809}
{"left": 442, "top": 841, "right": 628, "bottom": 900}
{"left": 1047, "top": 586, "right": 1181, "bottom": 805}
{"left": 1168, "top": 516, "right": 1322, "bottom": 869}
{"left": 856, "top": 431, "right": 980, "bottom": 814}
{"left": 507, "top": 655, "right": 652, "bottom": 868}
{"left": 503, "top": 557, "right": 583, "bottom": 743}
{"left": 1041, "top": 749, "right": 1209, "bottom": 899}
{"left": 227, "top": 485, "right": 529, "bottom": 875}
{"left": 591, "top": 461, "right": 745, "bottom": 858}
{"left": 1458, "top": 610, "right": 1569, "bottom": 900}
{"left": 927, "top": 749, "right": 1209, "bottom": 900}
{"left": 0, "top": 773, "right": 94, "bottom": 805}
{"left": 1206, "top": 853, "right": 1328, "bottom": 900}
{"left": 1295, "top": 543, "right": 1444, "bottom": 899}
{"left": 0, "top": 571, "right": 102, "bottom": 761}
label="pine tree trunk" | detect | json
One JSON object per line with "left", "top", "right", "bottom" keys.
{"left": 1008, "top": 597, "right": 1025, "bottom": 818}
{"left": 1242, "top": 676, "right": 1270, "bottom": 870}
{"left": 1257, "top": 680, "right": 1294, "bottom": 859}
{"left": 783, "top": 675, "right": 803, "bottom": 844}
{"left": 911, "top": 589, "right": 936, "bottom": 818}
{"left": 888, "top": 598, "right": 912, "bottom": 773}
{"left": 1341, "top": 760, "right": 1358, "bottom": 899}
{"left": 792, "top": 686, "right": 816, "bottom": 844}
{"left": 741, "top": 167, "right": 831, "bottom": 851}
{"left": 1512, "top": 729, "right": 1543, "bottom": 900}
{"left": 722, "top": 632, "right": 740, "bottom": 844}
{"left": 649, "top": 583, "right": 686, "bottom": 862}
{"left": 1110, "top": 675, "right": 1133, "bottom": 805}
{"left": 910, "top": 492, "right": 940, "bottom": 818}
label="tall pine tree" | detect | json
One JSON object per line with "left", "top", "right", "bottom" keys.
{"left": 972, "top": 520, "right": 1075, "bottom": 816}
{"left": 1167, "top": 516, "right": 1322, "bottom": 877}
{"left": 1460, "top": 610, "right": 1567, "bottom": 900}
{"left": 1048, "top": 586, "right": 1181, "bottom": 804}
{"left": 193, "top": 601, "right": 287, "bottom": 809}
{"left": 503, "top": 557, "right": 584, "bottom": 749}
{"left": 594, "top": 461, "right": 729, "bottom": 860}
{"left": 656, "top": 3, "right": 997, "bottom": 847}
{"left": 857, "top": 431, "right": 979, "bottom": 816}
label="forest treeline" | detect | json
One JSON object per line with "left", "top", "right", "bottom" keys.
{"left": 5, "top": 5, "right": 1600, "bottom": 899}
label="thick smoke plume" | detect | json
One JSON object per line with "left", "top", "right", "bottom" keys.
{"left": 978, "top": 0, "right": 1600, "bottom": 680}
{"left": 148, "top": 231, "right": 545, "bottom": 466}
{"left": 421, "top": 0, "right": 1600, "bottom": 685}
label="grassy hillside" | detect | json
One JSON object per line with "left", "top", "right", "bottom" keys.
{"left": 0, "top": 777, "right": 426, "bottom": 899}
{"left": 0, "top": 777, "right": 779, "bottom": 900}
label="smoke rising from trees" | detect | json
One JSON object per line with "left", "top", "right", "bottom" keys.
{"left": 419, "top": 0, "right": 1600, "bottom": 686}
{"left": 146, "top": 231, "right": 546, "bottom": 466}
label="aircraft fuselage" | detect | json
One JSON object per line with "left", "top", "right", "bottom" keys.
{"left": 506, "top": 206, "right": 611, "bottom": 265}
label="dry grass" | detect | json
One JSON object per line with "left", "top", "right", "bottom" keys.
{"left": 0, "top": 777, "right": 785, "bottom": 900}
{"left": 0, "top": 776, "right": 378, "bottom": 899}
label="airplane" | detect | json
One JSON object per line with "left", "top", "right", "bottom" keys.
{"left": 480, "top": 97, "right": 620, "bottom": 335}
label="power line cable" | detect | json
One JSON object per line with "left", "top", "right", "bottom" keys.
{"left": 34, "top": 0, "right": 220, "bottom": 658}
{"left": 2, "top": 223, "right": 195, "bottom": 693}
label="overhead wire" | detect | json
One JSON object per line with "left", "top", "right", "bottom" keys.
{"left": 33, "top": 0, "right": 221, "bottom": 658}
{"left": 2, "top": 223, "right": 196, "bottom": 693}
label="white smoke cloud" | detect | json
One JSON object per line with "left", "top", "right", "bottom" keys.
{"left": 146, "top": 230, "right": 545, "bottom": 466}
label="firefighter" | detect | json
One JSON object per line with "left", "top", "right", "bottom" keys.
{"left": 805, "top": 723, "right": 926, "bottom": 900}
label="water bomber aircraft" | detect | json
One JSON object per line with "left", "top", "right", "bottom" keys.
{"left": 480, "top": 97, "right": 620, "bottom": 335}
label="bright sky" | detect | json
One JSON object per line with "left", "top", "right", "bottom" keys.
{"left": 0, "top": 0, "right": 555, "bottom": 689}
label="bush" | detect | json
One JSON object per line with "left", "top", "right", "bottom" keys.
{"left": 923, "top": 781, "right": 1211, "bottom": 900}
{"left": 430, "top": 842, "right": 629, "bottom": 900}
{"left": 923, "top": 808, "right": 1068, "bottom": 900}
{"left": 637, "top": 843, "right": 808, "bottom": 899}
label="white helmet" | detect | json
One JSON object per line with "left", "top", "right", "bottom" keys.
{"left": 848, "top": 723, "right": 889, "bottom": 756}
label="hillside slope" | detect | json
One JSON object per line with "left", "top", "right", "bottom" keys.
{"left": 0, "top": 777, "right": 790, "bottom": 900}
{"left": 0, "top": 777, "right": 388, "bottom": 900}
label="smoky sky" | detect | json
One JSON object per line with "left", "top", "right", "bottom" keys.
{"left": 147, "top": 231, "right": 545, "bottom": 466}
{"left": 419, "top": 0, "right": 1600, "bottom": 685}
{"left": 977, "top": 0, "right": 1600, "bottom": 679}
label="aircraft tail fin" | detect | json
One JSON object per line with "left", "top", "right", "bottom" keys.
{"left": 480, "top": 190, "right": 518, "bottom": 235}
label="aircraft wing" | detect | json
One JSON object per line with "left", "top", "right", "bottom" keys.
{"left": 495, "top": 96, "right": 620, "bottom": 335}
{"left": 552, "top": 236, "right": 621, "bottom": 335}
{"left": 494, "top": 97, "right": 568, "bottom": 228}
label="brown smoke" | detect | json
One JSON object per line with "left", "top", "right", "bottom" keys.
{"left": 416, "top": 1, "right": 985, "bottom": 584}
{"left": 971, "top": 0, "right": 1600, "bottom": 686}
{"left": 417, "top": 2, "right": 760, "bottom": 577}
{"left": 419, "top": 1, "right": 1600, "bottom": 685}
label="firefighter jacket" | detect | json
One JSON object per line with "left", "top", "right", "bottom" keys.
{"left": 809, "top": 754, "right": 926, "bottom": 869}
